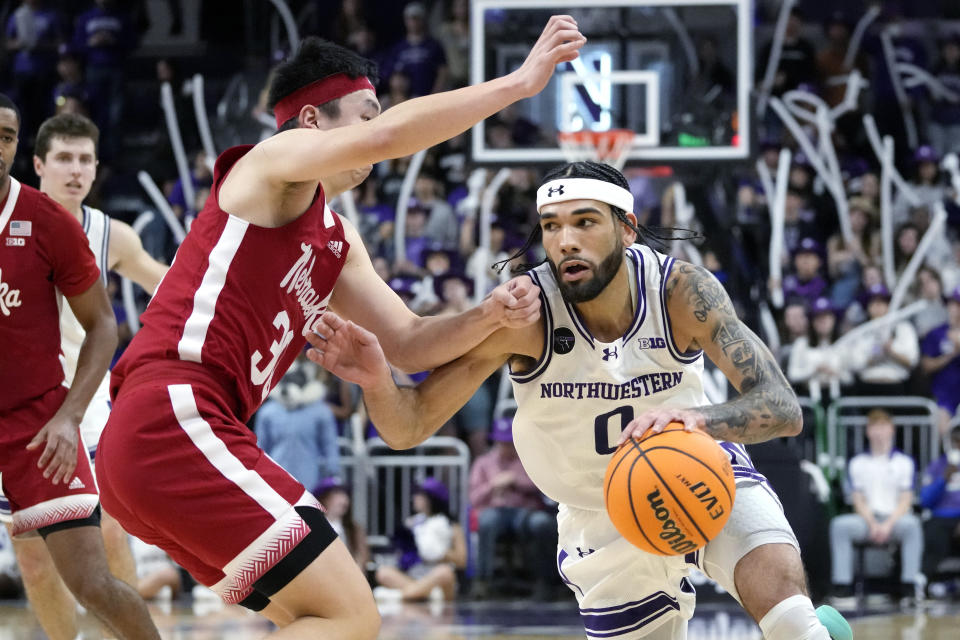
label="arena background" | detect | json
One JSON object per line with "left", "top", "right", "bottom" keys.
{"left": 1, "top": 1, "right": 960, "bottom": 638}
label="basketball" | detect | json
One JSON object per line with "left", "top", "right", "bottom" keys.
{"left": 603, "top": 423, "right": 735, "bottom": 556}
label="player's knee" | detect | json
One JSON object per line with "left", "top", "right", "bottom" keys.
{"left": 12, "top": 538, "right": 53, "bottom": 584}
{"left": 758, "top": 595, "right": 831, "bottom": 640}
{"left": 100, "top": 516, "right": 129, "bottom": 553}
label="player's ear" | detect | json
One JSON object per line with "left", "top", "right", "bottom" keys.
{"left": 621, "top": 211, "right": 639, "bottom": 245}
{"left": 298, "top": 105, "right": 323, "bottom": 130}
{"left": 32, "top": 154, "right": 44, "bottom": 178}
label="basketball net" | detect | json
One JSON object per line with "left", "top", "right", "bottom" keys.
{"left": 557, "top": 129, "right": 635, "bottom": 171}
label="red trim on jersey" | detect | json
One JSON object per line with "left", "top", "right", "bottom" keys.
{"left": 273, "top": 74, "right": 376, "bottom": 127}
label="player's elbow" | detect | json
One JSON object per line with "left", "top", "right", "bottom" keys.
{"left": 782, "top": 395, "right": 803, "bottom": 437}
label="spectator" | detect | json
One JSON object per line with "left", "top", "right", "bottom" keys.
{"left": 757, "top": 8, "right": 816, "bottom": 97}
{"left": 893, "top": 146, "right": 947, "bottom": 225}
{"left": 919, "top": 426, "right": 960, "bottom": 598}
{"left": 827, "top": 197, "right": 879, "bottom": 309}
{"left": 381, "top": 2, "right": 448, "bottom": 97}
{"left": 378, "top": 70, "right": 412, "bottom": 111}
{"left": 913, "top": 266, "right": 949, "bottom": 339}
{"left": 414, "top": 172, "right": 459, "bottom": 249}
{"left": 920, "top": 286, "right": 960, "bottom": 432}
{"left": 436, "top": 0, "right": 470, "bottom": 88}
{"left": 315, "top": 477, "right": 370, "bottom": 570}
{"left": 374, "top": 478, "right": 467, "bottom": 602}
{"left": 846, "top": 283, "right": 919, "bottom": 396}
{"left": 468, "top": 416, "right": 557, "bottom": 601}
{"left": 168, "top": 150, "right": 213, "bottom": 222}
{"left": 788, "top": 297, "right": 852, "bottom": 403}
{"left": 782, "top": 189, "right": 822, "bottom": 256}
{"left": 829, "top": 409, "right": 923, "bottom": 606}
{"left": 782, "top": 238, "right": 829, "bottom": 308}
{"left": 816, "top": 12, "right": 865, "bottom": 109}
{"left": 5, "top": 1, "right": 64, "bottom": 142}
{"left": 777, "top": 299, "right": 810, "bottom": 369}
{"left": 72, "top": 0, "right": 137, "bottom": 162}
{"left": 255, "top": 354, "right": 341, "bottom": 491}
{"left": 925, "top": 34, "right": 960, "bottom": 158}
{"left": 52, "top": 47, "right": 89, "bottom": 116}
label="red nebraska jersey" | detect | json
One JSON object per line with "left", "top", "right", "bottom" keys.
{"left": 111, "top": 145, "right": 349, "bottom": 422}
{"left": 0, "top": 178, "right": 101, "bottom": 413}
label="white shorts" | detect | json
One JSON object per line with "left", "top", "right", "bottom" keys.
{"left": 556, "top": 481, "right": 798, "bottom": 639}
{"left": 79, "top": 386, "right": 111, "bottom": 456}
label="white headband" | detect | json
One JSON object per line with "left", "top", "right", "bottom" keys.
{"left": 536, "top": 178, "right": 634, "bottom": 214}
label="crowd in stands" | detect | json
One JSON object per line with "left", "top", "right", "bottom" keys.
{"left": 3, "top": 0, "right": 960, "bottom": 608}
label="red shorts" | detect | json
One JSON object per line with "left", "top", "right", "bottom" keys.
{"left": 96, "top": 368, "right": 322, "bottom": 605}
{"left": 0, "top": 385, "right": 99, "bottom": 536}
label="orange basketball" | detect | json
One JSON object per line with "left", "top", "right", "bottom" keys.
{"left": 603, "top": 423, "right": 735, "bottom": 556}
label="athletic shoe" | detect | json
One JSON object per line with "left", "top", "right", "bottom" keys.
{"left": 815, "top": 604, "right": 853, "bottom": 640}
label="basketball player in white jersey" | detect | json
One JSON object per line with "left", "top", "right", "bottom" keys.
{"left": 0, "top": 113, "right": 168, "bottom": 640}
{"left": 308, "top": 161, "right": 852, "bottom": 639}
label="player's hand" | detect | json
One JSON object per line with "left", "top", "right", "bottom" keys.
{"left": 484, "top": 275, "right": 541, "bottom": 328}
{"left": 26, "top": 413, "right": 80, "bottom": 485}
{"left": 616, "top": 408, "right": 707, "bottom": 447}
{"left": 514, "top": 15, "right": 586, "bottom": 98}
{"left": 306, "top": 311, "right": 393, "bottom": 390}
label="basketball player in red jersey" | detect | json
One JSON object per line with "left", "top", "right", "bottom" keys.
{"left": 0, "top": 94, "right": 160, "bottom": 639}
{"left": 95, "top": 16, "right": 585, "bottom": 638}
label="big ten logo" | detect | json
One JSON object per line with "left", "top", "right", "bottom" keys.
{"left": 637, "top": 337, "right": 666, "bottom": 350}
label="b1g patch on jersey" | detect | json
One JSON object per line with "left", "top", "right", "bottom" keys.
{"left": 5, "top": 237, "right": 25, "bottom": 246}
{"left": 637, "top": 337, "right": 667, "bottom": 350}
{"left": 553, "top": 327, "right": 575, "bottom": 354}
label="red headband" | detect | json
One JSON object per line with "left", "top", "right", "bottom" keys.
{"left": 273, "top": 73, "right": 376, "bottom": 128}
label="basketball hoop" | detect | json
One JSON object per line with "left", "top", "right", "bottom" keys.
{"left": 557, "top": 129, "right": 635, "bottom": 170}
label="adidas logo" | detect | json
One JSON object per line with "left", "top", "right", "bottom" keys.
{"left": 68, "top": 477, "right": 85, "bottom": 490}
{"left": 326, "top": 240, "right": 343, "bottom": 259}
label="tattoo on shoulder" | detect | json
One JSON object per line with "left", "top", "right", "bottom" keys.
{"left": 667, "top": 263, "right": 734, "bottom": 323}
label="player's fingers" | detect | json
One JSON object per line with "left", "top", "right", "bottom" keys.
{"left": 306, "top": 348, "right": 324, "bottom": 365}
{"left": 25, "top": 428, "right": 47, "bottom": 450}
{"left": 681, "top": 415, "right": 700, "bottom": 432}
{"left": 37, "top": 439, "right": 57, "bottom": 475}
{"left": 53, "top": 455, "right": 77, "bottom": 486}
{"left": 304, "top": 331, "right": 327, "bottom": 349}
{"left": 650, "top": 415, "right": 674, "bottom": 434}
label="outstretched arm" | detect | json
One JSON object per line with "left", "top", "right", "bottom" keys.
{"left": 619, "top": 262, "right": 802, "bottom": 445}
{"left": 257, "top": 16, "right": 585, "bottom": 185}
{"left": 108, "top": 219, "right": 169, "bottom": 294}
{"left": 306, "top": 311, "right": 536, "bottom": 449}
{"left": 329, "top": 218, "right": 539, "bottom": 372}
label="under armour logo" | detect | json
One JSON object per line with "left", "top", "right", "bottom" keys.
{"left": 576, "top": 547, "right": 595, "bottom": 558}
{"left": 547, "top": 185, "right": 564, "bottom": 197}
{"left": 602, "top": 347, "right": 619, "bottom": 361}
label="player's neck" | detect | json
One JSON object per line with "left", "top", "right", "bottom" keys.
{"left": 50, "top": 193, "right": 83, "bottom": 221}
{"left": 0, "top": 175, "right": 10, "bottom": 204}
{"left": 574, "top": 263, "right": 634, "bottom": 342}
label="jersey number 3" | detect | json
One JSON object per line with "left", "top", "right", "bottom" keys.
{"left": 251, "top": 310, "right": 295, "bottom": 401}
{"left": 594, "top": 405, "right": 634, "bottom": 455}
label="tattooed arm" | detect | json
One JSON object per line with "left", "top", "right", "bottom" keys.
{"left": 618, "top": 261, "right": 802, "bottom": 446}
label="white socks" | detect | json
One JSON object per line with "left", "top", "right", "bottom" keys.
{"left": 758, "top": 595, "right": 831, "bottom": 640}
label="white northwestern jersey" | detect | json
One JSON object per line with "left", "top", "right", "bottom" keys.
{"left": 510, "top": 246, "right": 764, "bottom": 510}
{"left": 60, "top": 205, "right": 110, "bottom": 389}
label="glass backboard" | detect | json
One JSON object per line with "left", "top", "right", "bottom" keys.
{"left": 470, "top": 0, "right": 752, "bottom": 165}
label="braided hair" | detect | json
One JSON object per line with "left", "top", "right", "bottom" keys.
{"left": 494, "top": 161, "right": 692, "bottom": 274}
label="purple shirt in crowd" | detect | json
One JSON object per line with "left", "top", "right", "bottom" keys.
{"left": 920, "top": 323, "right": 960, "bottom": 412}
